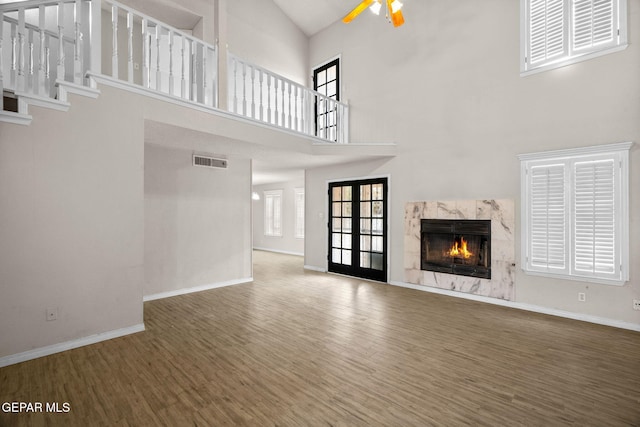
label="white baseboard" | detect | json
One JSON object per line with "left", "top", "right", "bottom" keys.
{"left": 253, "top": 247, "right": 304, "bottom": 257}
{"left": 143, "top": 277, "right": 253, "bottom": 302}
{"left": 304, "top": 265, "right": 327, "bottom": 273}
{"left": 0, "top": 323, "right": 145, "bottom": 368}
{"left": 389, "top": 281, "right": 640, "bottom": 332}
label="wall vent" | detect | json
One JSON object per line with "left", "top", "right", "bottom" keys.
{"left": 193, "top": 155, "right": 228, "bottom": 169}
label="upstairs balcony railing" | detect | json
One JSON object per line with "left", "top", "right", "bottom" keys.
{"left": 228, "top": 54, "right": 349, "bottom": 143}
{"left": 1, "top": 0, "right": 349, "bottom": 142}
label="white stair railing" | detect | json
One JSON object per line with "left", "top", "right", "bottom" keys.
{"left": 228, "top": 53, "right": 349, "bottom": 144}
{"left": 102, "top": 0, "right": 217, "bottom": 108}
{"left": 1, "top": 0, "right": 92, "bottom": 104}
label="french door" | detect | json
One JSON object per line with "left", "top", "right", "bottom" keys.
{"left": 328, "top": 178, "right": 388, "bottom": 282}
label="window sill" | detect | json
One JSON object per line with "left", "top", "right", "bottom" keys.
{"left": 520, "top": 43, "right": 628, "bottom": 77}
{"left": 522, "top": 269, "right": 628, "bottom": 286}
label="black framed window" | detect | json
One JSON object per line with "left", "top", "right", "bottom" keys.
{"left": 313, "top": 58, "right": 339, "bottom": 141}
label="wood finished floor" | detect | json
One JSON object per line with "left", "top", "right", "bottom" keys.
{"left": 1, "top": 250, "right": 639, "bottom": 426}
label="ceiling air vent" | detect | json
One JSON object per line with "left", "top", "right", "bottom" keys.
{"left": 193, "top": 155, "right": 228, "bottom": 169}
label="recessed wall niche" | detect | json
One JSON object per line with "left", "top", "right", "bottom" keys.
{"left": 404, "top": 200, "right": 515, "bottom": 300}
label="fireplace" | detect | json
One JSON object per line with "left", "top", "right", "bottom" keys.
{"left": 421, "top": 219, "right": 491, "bottom": 279}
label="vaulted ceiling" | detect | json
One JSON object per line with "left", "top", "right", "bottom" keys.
{"left": 271, "top": 0, "right": 355, "bottom": 36}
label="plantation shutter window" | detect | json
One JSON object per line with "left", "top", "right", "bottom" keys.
{"left": 573, "top": 158, "right": 617, "bottom": 278}
{"left": 528, "top": 0, "right": 568, "bottom": 67}
{"left": 521, "top": 0, "right": 626, "bottom": 74}
{"left": 264, "top": 190, "right": 283, "bottom": 237}
{"left": 294, "top": 188, "right": 305, "bottom": 239}
{"left": 519, "top": 142, "right": 631, "bottom": 285}
{"left": 528, "top": 163, "right": 568, "bottom": 273}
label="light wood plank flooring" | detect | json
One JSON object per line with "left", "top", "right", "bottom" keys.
{"left": 1, "top": 250, "right": 639, "bottom": 426}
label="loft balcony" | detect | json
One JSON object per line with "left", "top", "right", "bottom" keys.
{"left": 0, "top": 0, "right": 350, "bottom": 145}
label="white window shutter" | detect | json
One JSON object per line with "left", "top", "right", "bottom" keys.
{"left": 572, "top": 0, "right": 616, "bottom": 53}
{"left": 264, "top": 190, "right": 283, "bottom": 237}
{"left": 529, "top": 0, "right": 568, "bottom": 66}
{"left": 573, "top": 159, "right": 617, "bottom": 276}
{"left": 528, "top": 163, "right": 568, "bottom": 272}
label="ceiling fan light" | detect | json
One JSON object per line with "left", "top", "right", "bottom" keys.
{"left": 369, "top": 1, "right": 382, "bottom": 15}
{"left": 390, "top": 0, "right": 403, "bottom": 13}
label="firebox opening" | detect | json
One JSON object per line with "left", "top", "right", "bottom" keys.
{"left": 421, "top": 219, "right": 491, "bottom": 279}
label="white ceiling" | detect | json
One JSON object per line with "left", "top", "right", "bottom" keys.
{"left": 271, "top": 0, "right": 355, "bottom": 36}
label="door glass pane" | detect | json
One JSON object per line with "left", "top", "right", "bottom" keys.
{"left": 317, "top": 70, "right": 326, "bottom": 86}
{"left": 342, "top": 202, "right": 352, "bottom": 217}
{"left": 332, "top": 202, "right": 342, "bottom": 217}
{"left": 332, "top": 233, "right": 342, "bottom": 248}
{"left": 372, "top": 184, "right": 383, "bottom": 200}
{"left": 371, "top": 253, "right": 383, "bottom": 270}
{"left": 361, "top": 235, "right": 371, "bottom": 251}
{"left": 372, "top": 219, "right": 383, "bottom": 234}
{"left": 360, "top": 202, "right": 371, "bottom": 217}
{"left": 372, "top": 201, "right": 383, "bottom": 217}
{"left": 332, "top": 187, "right": 341, "bottom": 201}
{"left": 360, "top": 185, "right": 371, "bottom": 201}
{"left": 342, "top": 186, "right": 352, "bottom": 201}
{"left": 342, "top": 250, "right": 352, "bottom": 265}
{"left": 332, "top": 248, "right": 341, "bottom": 263}
{"left": 342, "top": 234, "right": 352, "bottom": 249}
{"left": 332, "top": 218, "right": 341, "bottom": 232}
{"left": 372, "top": 236, "right": 383, "bottom": 252}
{"left": 360, "top": 252, "right": 371, "bottom": 268}
{"left": 327, "top": 66, "right": 336, "bottom": 81}
{"left": 360, "top": 219, "right": 371, "bottom": 234}
{"left": 342, "top": 218, "right": 352, "bottom": 233}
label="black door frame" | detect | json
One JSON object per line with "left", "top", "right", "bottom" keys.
{"left": 327, "top": 177, "right": 388, "bottom": 282}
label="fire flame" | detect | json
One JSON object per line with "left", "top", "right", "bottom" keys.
{"left": 449, "top": 237, "right": 473, "bottom": 259}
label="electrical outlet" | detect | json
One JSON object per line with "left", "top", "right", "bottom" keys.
{"left": 46, "top": 307, "right": 58, "bottom": 321}
{"left": 578, "top": 292, "right": 586, "bottom": 302}
{"left": 633, "top": 300, "right": 640, "bottom": 311}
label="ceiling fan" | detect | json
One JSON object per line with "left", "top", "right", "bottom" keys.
{"left": 343, "top": 0, "right": 405, "bottom": 27}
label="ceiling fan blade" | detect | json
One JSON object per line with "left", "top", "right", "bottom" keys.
{"left": 343, "top": 0, "right": 374, "bottom": 23}
{"left": 386, "top": 0, "right": 405, "bottom": 27}
{"left": 391, "top": 9, "right": 404, "bottom": 27}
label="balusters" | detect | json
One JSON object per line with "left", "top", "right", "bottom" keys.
{"left": 287, "top": 82, "right": 292, "bottom": 129}
{"left": 180, "top": 36, "right": 186, "bottom": 98}
{"left": 168, "top": 30, "right": 173, "bottom": 95}
{"left": 294, "top": 86, "right": 300, "bottom": 132}
{"left": 37, "top": 5, "right": 46, "bottom": 95}
{"left": 127, "top": 12, "right": 133, "bottom": 84}
{"left": 17, "top": 7, "right": 25, "bottom": 92}
{"left": 155, "top": 24, "right": 161, "bottom": 91}
{"left": 258, "top": 70, "right": 264, "bottom": 121}
{"left": 190, "top": 41, "right": 197, "bottom": 102}
{"left": 10, "top": 23, "right": 16, "bottom": 88}
{"left": 44, "top": 36, "right": 50, "bottom": 96}
{"left": 111, "top": 4, "right": 117, "bottom": 79}
{"left": 142, "top": 19, "right": 149, "bottom": 88}
{"left": 241, "top": 61, "right": 246, "bottom": 115}
{"left": 250, "top": 66, "right": 255, "bottom": 119}
{"left": 274, "top": 78, "right": 279, "bottom": 126}
{"left": 74, "top": 0, "right": 83, "bottom": 84}
{"left": 266, "top": 73, "right": 272, "bottom": 124}
{"left": 202, "top": 44, "right": 208, "bottom": 105}
{"left": 231, "top": 56, "right": 238, "bottom": 113}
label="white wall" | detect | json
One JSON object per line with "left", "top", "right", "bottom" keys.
{"left": 252, "top": 180, "right": 305, "bottom": 256}
{"left": 0, "top": 86, "right": 145, "bottom": 359}
{"left": 227, "top": 0, "right": 309, "bottom": 84}
{"left": 306, "top": 0, "right": 640, "bottom": 325}
{"left": 144, "top": 143, "right": 252, "bottom": 297}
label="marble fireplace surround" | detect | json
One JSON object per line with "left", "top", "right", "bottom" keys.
{"left": 404, "top": 200, "right": 515, "bottom": 301}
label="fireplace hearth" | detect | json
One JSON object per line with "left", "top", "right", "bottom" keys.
{"left": 421, "top": 219, "right": 491, "bottom": 279}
